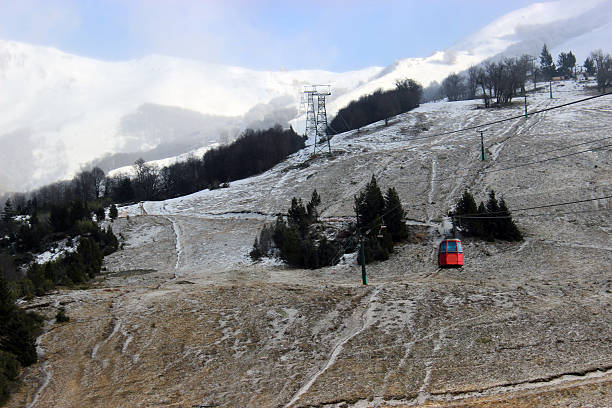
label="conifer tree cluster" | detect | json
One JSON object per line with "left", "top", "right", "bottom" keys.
{"left": 328, "top": 79, "right": 422, "bottom": 134}
{"left": 0, "top": 277, "right": 42, "bottom": 404}
{"left": 251, "top": 190, "right": 339, "bottom": 269}
{"left": 102, "top": 125, "right": 305, "bottom": 202}
{"left": 354, "top": 176, "right": 408, "bottom": 264}
{"left": 451, "top": 190, "right": 522, "bottom": 242}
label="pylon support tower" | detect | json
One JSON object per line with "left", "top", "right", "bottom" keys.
{"left": 302, "top": 86, "right": 318, "bottom": 146}
{"left": 315, "top": 85, "right": 331, "bottom": 154}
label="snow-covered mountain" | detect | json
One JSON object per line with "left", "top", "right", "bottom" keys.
{"left": 0, "top": 0, "right": 610, "bottom": 193}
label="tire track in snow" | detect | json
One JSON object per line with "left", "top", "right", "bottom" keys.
{"left": 285, "top": 287, "right": 380, "bottom": 408}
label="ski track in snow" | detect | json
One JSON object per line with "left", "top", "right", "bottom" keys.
{"left": 285, "top": 288, "right": 380, "bottom": 408}
{"left": 345, "top": 367, "right": 612, "bottom": 408}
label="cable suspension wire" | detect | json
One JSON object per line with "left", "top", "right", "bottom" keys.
{"left": 404, "top": 92, "right": 612, "bottom": 142}
{"left": 456, "top": 208, "right": 611, "bottom": 219}
{"left": 495, "top": 134, "right": 612, "bottom": 163}
{"left": 399, "top": 143, "right": 612, "bottom": 187}
{"left": 485, "top": 144, "right": 612, "bottom": 173}
{"left": 307, "top": 93, "right": 612, "bottom": 264}
{"left": 452, "top": 194, "right": 612, "bottom": 219}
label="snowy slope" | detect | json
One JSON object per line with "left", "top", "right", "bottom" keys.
{"left": 113, "top": 77, "right": 612, "bottom": 276}
{"left": 1, "top": 0, "right": 611, "bottom": 193}
{"left": 326, "top": 0, "right": 612, "bottom": 118}
{"left": 0, "top": 40, "right": 382, "bottom": 191}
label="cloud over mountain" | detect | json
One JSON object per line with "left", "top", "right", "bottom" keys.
{"left": 0, "top": 0, "right": 609, "bottom": 193}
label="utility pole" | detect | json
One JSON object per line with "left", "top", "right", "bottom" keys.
{"left": 359, "top": 234, "right": 368, "bottom": 285}
{"left": 529, "top": 56, "right": 537, "bottom": 91}
{"left": 479, "top": 130, "right": 486, "bottom": 161}
{"left": 549, "top": 80, "right": 553, "bottom": 99}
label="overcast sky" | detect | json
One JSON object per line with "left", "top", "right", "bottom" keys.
{"left": 1, "top": 0, "right": 551, "bottom": 71}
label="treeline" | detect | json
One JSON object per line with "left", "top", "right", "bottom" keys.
{"left": 328, "top": 79, "right": 423, "bottom": 134}
{"left": 5, "top": 125, "right": 304, "bottom": 210}
{"left": 107, "top": 125, "right": 305, "bottom": 202}
{"left": 451, "top": 190, "right": 522, "bottom": 242}
{"left": 443, "top": 55, "right": 533, "bottom": 106}
{"left": 251, "top": 176, "right": 410, "bottom": 268}
{"left": 431, "top": 45, "right": 612, "bottom": 106}
{"left": 1, "top": 194, "right": 118, "bottom": 405}
{"left": 1, "top": 200, "right": 119, "bottom": 297}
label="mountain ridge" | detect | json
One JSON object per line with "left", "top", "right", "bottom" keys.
{"left": 1, "top": 0, "right": 611, "bottom": 192}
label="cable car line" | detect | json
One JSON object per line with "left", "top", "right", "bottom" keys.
{"left": 452, "top": 194, "right": 612, "bottom": 219}
{"left": 398, "top": 143, "right": 611, "bottom": 187}
{"left": 484, "top": 144, "right": 612, "bottom": 173}
{"left": 494, "top": 134, "right": 612, "bottom": 163}
{"left": 455, "top": 208, "right": 611, "bottom": 219}
{"left": 403, "top": 92, "right": 611, "bottom": 142}
{"left": 318, "top": 94, "right": 612, "bottom": 268}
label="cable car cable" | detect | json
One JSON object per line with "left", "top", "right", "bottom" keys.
{"left": 399, "top": 143, "right": 611, "bottom": 187}
{"left": 403, "top": 92, "right": 611, "bottom": 142}
{"left": 452, "top": 194, "right": 612, "bottom": 218}
{"left": 494, "top": 134, "right": 612, "bottom": 163}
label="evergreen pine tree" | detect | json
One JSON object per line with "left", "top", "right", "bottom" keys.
{"left": 1, "top": 200, "right": 12, "bottom": 223}
{"left": 287, "top": 198, "right": 309, "bottom": 236}
{"left": 250, "top": 237, "right": 262, "bottom": 260}
{"left": 306, "top": 190, "right": 321, "bottom": 222}
{"left": 497, "top": 198, "right": 523, "bottom": 241}
{"left": 354, "top": 175, "right": 385, "bottom": 232}
{"left": 0, "top": 350, "right": 20, "bottom": 404}
{"left": 95, "top": 206, "right": 105, "bottom": 221}
{"left": 0, "top": 277, "right": 39, "bottom": 367}
{"left": 383, "top": 187, "right": 408, "bottom": 241}
{"left": 453, "top": 190, "right": 478, "bottom": 235}
{"left": 584, "top": 56, "right": 596, "bottom": 75}
{"left": 476, "top": 201, "right": 489, "bottom": 240}
{"left": 485, "top": 190, "right": 500, "bottom": 238}
{"left": 539, "top": 45, "right": 556, "bottom": 80}
{"left": 103, "top": 226, "right": 119, "bottom": 255}
{"left": 109, "top": 204, "right": 118, "bottom": 221}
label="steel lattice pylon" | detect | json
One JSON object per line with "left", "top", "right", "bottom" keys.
{"left": 315, "top": 90, "right": 331, "bottom": 154}
{"left": 303, "top": 87, "right": 317, "bottom": 143}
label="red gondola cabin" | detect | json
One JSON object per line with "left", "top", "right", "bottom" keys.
{"left": 438, "top": 239, "right": 464, "bottom": 268}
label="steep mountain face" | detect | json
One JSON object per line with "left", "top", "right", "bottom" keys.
{"left": 0, "top": 0, "right": 610, "bottom": 192}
